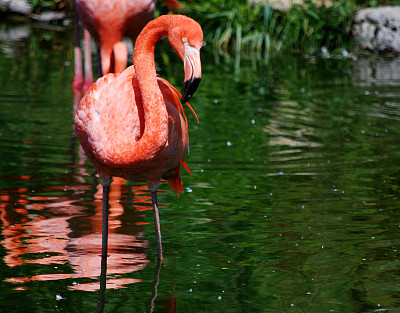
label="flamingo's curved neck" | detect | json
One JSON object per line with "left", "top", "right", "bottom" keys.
{"left": 132, "top": 18, "right": 170, "bottom": 159}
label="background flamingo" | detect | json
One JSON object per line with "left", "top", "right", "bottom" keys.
{"left": 72, "top": 0, "right": 181, "bottom": 90}
{"left": 75, "top": 15, "right": 203, "bottom": 260}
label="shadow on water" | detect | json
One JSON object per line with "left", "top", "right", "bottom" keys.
{"left": 2, "top": 18, "right": 400, "bottom": 313}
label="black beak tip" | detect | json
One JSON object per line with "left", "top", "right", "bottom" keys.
{"left": 181, "top": 77, "right": 201, "bottom": 104}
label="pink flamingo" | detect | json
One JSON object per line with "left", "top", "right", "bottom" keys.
{"left": 74, "top": 15, "right": 203, "bottom": 260}
{"left": 72, "top": 0, "right": 182, "bottom": 89}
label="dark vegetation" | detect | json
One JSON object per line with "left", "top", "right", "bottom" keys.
{"left": 28, "top": 0, "right": 400, "bottom": 54}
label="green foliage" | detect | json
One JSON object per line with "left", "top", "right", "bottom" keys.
{"left": 29, "top": 0, "right": 71, "bottom": 14}
{"left": 28, "top": 0, "right": 400, "bottom": 54}
{"left": 275, "top": 0, "right": 357, "bottom": 53}
{"left": 185, "top": 0, "right": 358, "bottom": 54}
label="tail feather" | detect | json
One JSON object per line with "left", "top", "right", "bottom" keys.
{"left": 181, "top": 159, "right": 191, "bottom": 175}
{"left": 167, "top": 165, "right": 184, "bottom": 196}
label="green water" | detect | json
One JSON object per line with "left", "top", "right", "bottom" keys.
{"left": 1, "top": 21, "right": 400, "bottom": 313}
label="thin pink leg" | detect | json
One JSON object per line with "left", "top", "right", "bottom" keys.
{"left": 82, "top": 29, "right": 93, "bottom": 92}
{"left": 151, "top": 191, "right": 163, "bottom": 260}
{"left": 72, "top": 0, "right": 83, "bottom": 89}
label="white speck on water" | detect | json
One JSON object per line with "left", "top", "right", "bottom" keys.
{"left": 200, "top": 169, "right": 204, "bottom": 172}
{"left": 364, "top": 90, "right": 370, "bottom": 95}
{"left": 56, "top": 295, "right": 64, "bottom": 301}
{"left": 253, "top": 185, "right": 257, "bottom": 190}
{"left": 226, "top": 141, "right": 232, "bottom": 147}
{"left": 186, "top": 187, "right": 192, "bottom": 193}
{"left": 218, "top": 296, "right": 222, "bottom": 300}
{"left": 251, "top": 119, "right": 256, "bottom": 125}
{"left": 306, "top": 292, "right": 311, "bottom": 295}
{"left": 213, "top": 99, "right": 218, "bottom": 104}
{"left": 189, "top": 288, "right": 192, "bottom": 292}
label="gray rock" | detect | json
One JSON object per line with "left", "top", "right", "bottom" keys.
{"left": 0, "top": 0, "right": 32, "bottom": 15}
{"left": 352, "top": 6, "right": 400, "bottom": 54}
{"left": 31, "top": 12, "right": 66, "bottom": 22}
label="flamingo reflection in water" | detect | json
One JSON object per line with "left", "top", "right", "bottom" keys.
{"left": 0, "top": 175, "right": 151, "bottom": 291}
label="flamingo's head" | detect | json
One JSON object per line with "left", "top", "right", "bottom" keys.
{"left": 168, "top": 15, "right": 203, "bottom": 104}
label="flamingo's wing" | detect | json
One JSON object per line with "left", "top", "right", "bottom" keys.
{"left": 157, "top": 76, "right": 199, "bottom": 125}
{"left": 157, "top": 77, "right": 197, "bottom": 195}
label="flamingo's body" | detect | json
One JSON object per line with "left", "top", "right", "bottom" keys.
{"left": 75, "top": 0, "right": 181, "bottom": 75}
{"left": 75, "top": 15, "right": 203, "bottom": 260}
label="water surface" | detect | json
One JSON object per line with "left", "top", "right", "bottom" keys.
{"left": 1, "top": 21, "right": 400, "bottom": 312}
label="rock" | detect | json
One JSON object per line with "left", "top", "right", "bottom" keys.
{"left": 0, "top": 0, "right": 32, "bottom": 15}
{"left": 352, "top": 6, "right": 400, "bottom": 54}
{"left": 31, "top": 12, "right": 66, "bottom": 23}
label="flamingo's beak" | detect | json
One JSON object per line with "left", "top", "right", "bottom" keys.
{"left": 181, "top": 43, "right": 201, "bottom": 104}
